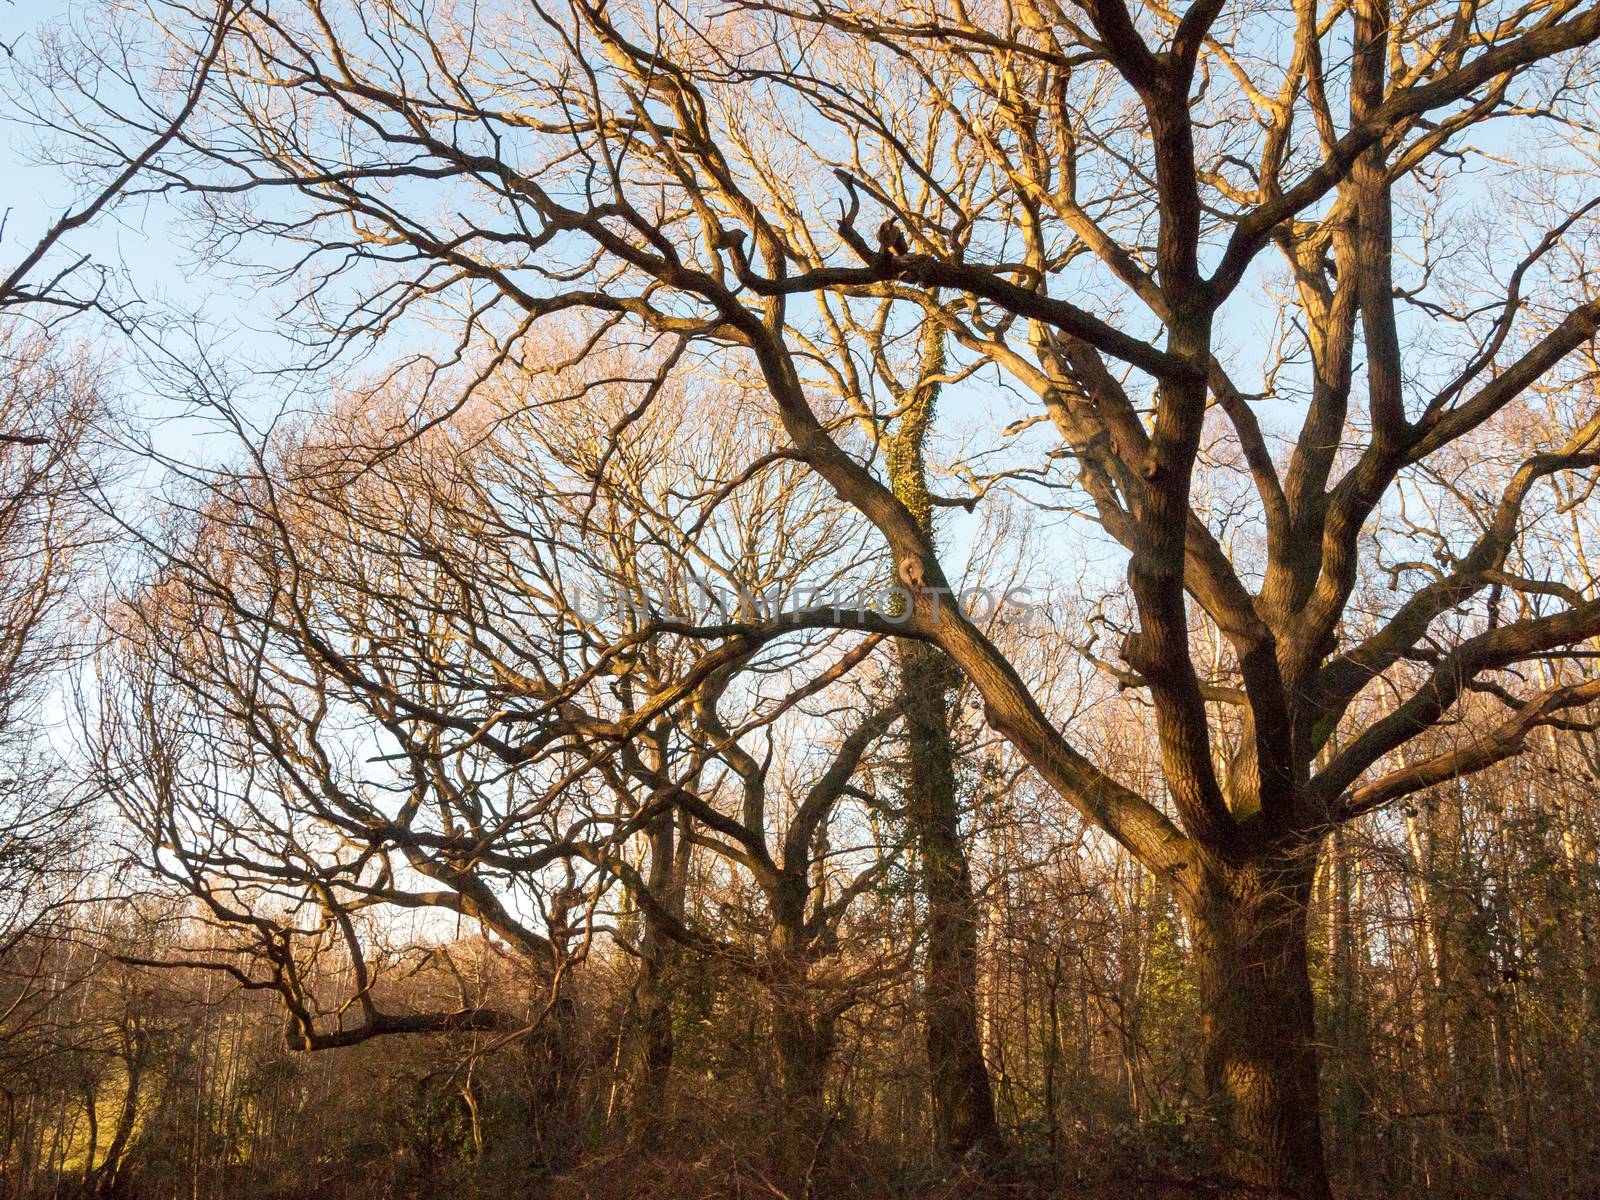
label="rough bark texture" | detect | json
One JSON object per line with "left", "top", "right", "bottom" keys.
{"left": 631, "top": 806, "right": 681, "bottom": 1136}
{"left": 90, "top": 6, "right": 1600, "bottom": 1195}
{"left": 887, "top": 319, "right": 1003, "bottom": 1160}
{"left": 1191, "top": 854, "right": 1332, "bottom": 1200}
{"left": 767, "top": 879, "right": 837, "bottom": 1199}
{"left": 900, "top": 638, "right": 1003, "bottom": 1158}
{"left": 529, "top": 987, "right": 583, "bottom": 1173}
{"left": 771, "top": 1001, "right": 836, "bottom": 1197}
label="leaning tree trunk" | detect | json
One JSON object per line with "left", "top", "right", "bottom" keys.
{"left": 899, "top": 638, "right": 1003, "bottom": 1158}
{"left": 87, "top": 1025, "right": 146, "bottom": 1200}
{"left": 1190, "top": 850, "right": 1333, "bottom": 1200}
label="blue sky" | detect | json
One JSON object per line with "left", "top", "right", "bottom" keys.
{"left": 4, "top": 2, "right": 181, "bottom": 301}
{"left": 3, "top": 0, "right": 1572, "bottom": 576}
{"left": 2, "top": 0, "right": 299, "bottom": 473}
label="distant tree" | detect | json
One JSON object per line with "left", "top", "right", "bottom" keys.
{"left": 93, "top": 357, "right": 919, "bottom": 1187}
{"left": 0, "top": 327, "right": 103, "bottom": 989}
{"left": 0, "top": 0, "right": 232, "bottom": 996}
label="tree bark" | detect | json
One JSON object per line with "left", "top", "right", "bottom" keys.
{"left": 87, "top": 1025, "right": 145, "bottom": 1200}
{"left": 630, "top": 805, "right": 681, "bottom": 1137}
{"left": 633, "top": 971, "right": 674, "bottom": 1118}
{"left": 766, "top": 919, "right": 836, "bottom": 1200}
{"left": 528, "top": 980, "right": 583, "bottom": 1173}
{"left": 888, "top": 317, "right": 1003, "bottom": 1161}
{"left": 1190, "top": 853, "right": 1332, "bottom": 1200}
{"left": 900, "top": 639, "right": 1003, "bottom": 1158}
{"left": 771, "top": 1002, "right": 835, "bottom": 1190}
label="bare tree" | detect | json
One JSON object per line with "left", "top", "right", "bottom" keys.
{"left": 881, "top": 322, "right": 1004, "bottom": 1158}
{"left": 0, "top": 326, "right": 105, "bottom": 981}
{"left": 66, "top": 1, "right": 1600, "bottom": 1194}
{"left": 93, "top": 349, "right": 915, "bottom": 1185}
{"left": 0, "top": 0, "right": 233, "bottom": 319}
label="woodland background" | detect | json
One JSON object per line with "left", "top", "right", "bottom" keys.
{"left": 5, "top": 2, "right": 1600, "bottom": 1199}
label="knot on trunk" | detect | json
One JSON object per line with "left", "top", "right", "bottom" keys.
{"left": 1121, "top": 628, "right": 1156, "bottom": 675}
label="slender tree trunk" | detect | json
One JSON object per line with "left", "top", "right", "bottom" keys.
{"left": 631, "top": 806, "right": 681, "bottom": 1136}
{"left": 1190, "top": 853, "right": 1332, "bottom": 1200}
{"left": 81, "top": 1084, "right": 98, "bottom": 1189}
{"left": 888, "top": 317, "right": 1003, "bottom": 1161}
{"left": 900, "top": 639, "right": 1003, "bottom": 1158}
{"left": 88, "top": 1027, "right": 145, "bottom": 1200}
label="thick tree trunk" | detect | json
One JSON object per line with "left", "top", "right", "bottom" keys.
{"left": 768, "top": 963, "right": 836, "bottom": 1198}
{"left": 634, "top": 973, "right": 673, "bottom": 1114}
{"left": 899, "top": 639, "right": 1003, "bottom": 1158}
{"left": 1191, "top": 854, "right": 1332, "bottom": 1200}
{"left": 775, "top": 1008, "right": 833, "bottom": 1134}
